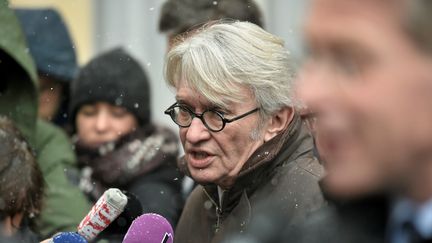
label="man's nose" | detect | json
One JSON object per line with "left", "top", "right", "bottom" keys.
{"left": 185, "top": 117, "right": 211, "bottom": 144}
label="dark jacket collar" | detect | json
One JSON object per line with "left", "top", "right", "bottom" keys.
{"left": 238, "top": 113, "right": 312, "bottom": 178}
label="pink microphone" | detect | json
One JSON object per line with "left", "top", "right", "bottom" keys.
{"left": 122, "top": 213, "right": 174, "bottom": 243}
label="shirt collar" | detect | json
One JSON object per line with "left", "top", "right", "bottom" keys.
{"left": 390, "top": 197, "right": 432, "bottom": 238}
{"left": 414, "top": 197, "right": 432, "bottom": 238}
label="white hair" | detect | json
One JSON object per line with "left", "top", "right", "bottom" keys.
{"left": 165, "top": 20, "right": 297, "bottom": 120}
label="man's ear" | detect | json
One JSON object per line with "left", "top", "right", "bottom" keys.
{"left": 263, "top": 107, "right": 295, "bottom": 142}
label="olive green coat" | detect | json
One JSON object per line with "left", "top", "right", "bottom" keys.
{"left": 0, "top": 0, "right": 91, "bottom": 238}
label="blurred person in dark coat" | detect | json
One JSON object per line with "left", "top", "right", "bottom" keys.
{"left": 159, "top": 0, "right": 263, "bottom": 48}
{"left": 293, "top": 0, "right": 432, "bottom": 242}
{"left": 15, "top": 8, "right": 78, "bottom": 129}
{"left": 69, "top": 48, "right": 184, "bottom": 242}
{"left": 164, "top": 21, "right": 324, "bottom": 243}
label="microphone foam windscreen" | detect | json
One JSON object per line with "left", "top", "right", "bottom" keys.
{"left": 122, "top": 213, "right": 174, "bottom": 243}
{"left": 53, "top": 232, "right": 88, "bottom": 243}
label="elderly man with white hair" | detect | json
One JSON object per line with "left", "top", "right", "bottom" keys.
{"left": 163, "top": 21, "right": 324, "bottom": 243}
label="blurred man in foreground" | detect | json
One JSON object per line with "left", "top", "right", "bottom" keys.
{"left": 164, "top": 21, "right": 324, "bottom": 243}
{"left": 295, "top": 0, "right": 432, "bottom": 242}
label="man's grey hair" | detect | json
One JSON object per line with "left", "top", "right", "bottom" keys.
{"left": 165, "top": 21, "right": 297, "bottom": 122}
{"left": 406, "top": 0, "right": 432, "bottom": 54}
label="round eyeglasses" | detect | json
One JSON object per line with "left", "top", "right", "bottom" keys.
{"left": 164, "top": 103, "right": 260, "bottom": 132}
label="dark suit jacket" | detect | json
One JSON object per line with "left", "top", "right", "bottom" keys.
{"left": 287, "top": 195, "right": 390, "bottom": 243}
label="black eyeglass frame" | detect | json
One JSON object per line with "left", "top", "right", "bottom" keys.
{"left": 164, "top": 103, "right": 260, "bottom": 132}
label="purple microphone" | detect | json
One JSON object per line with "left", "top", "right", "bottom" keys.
{"left": 122, "top": 213, "right": 174, "bottom": 243}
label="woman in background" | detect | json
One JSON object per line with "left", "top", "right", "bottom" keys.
{"left": 69, "top": 48, "right": 183, "bottom": 242}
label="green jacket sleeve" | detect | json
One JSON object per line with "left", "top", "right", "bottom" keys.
{"left": 34, "top": 119, "right": 91, "bottom": 238}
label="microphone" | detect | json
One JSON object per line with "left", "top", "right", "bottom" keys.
{"left": 122, "top": 213, "right": 174, "bottom": 243}
{"left": 51, "top": 232, "right": 87, "bottom": 243}
{"left": 96, "top": 191, "right": 143, "bottom": 240}
{"left": 77, "top": 188, "right": 128, "bottom": 241}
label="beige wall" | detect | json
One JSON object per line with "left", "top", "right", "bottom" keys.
{"left": 10, "top": 0, "right": 93, "bottom": 65}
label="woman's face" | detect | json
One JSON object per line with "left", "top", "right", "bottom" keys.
{"left": 76, "top": 102, "right": 138, "bottom": 148}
